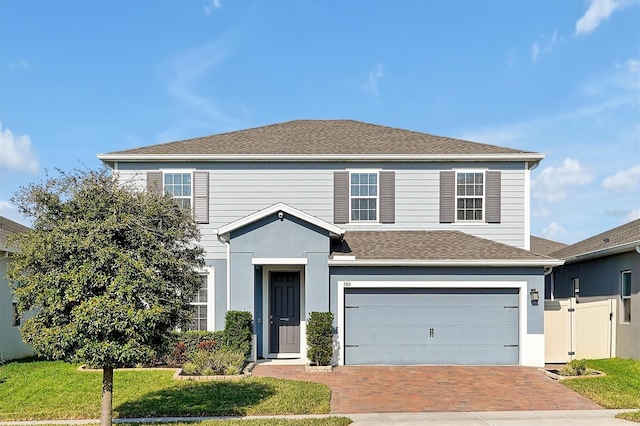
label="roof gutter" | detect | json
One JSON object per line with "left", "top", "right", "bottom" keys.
{"left": 560, "top": 241, "right": 640, "bottom": 264}
{"left": 328, "top": 258, "right": 564, "bottom": 267}
{"left": 97, "top": 153, "right": 546, "bottom": 165}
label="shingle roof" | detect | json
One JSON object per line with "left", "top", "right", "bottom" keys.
{"left": 530, "top": 236, "right": 568, "bottom": 256}
{"left": 105, "top": 120, "right": 537, "bottom": 157}
{"left": 551, "top": 219, "right": 640, "bottom": 260}
{"left": 0, "top": 215, "right": 29, "bottom": 249}
{"left": 332, "top": 230, "right": 555, "bottom": 263}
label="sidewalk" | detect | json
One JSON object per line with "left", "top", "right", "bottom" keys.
{"left": 0, "top": 410, "right": 634, "bottom": 425}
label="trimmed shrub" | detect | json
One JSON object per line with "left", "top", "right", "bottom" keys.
{"left": 224, "top": 311, "right": 253, "bottom": 358}
{"left": 561, "top": 359, "right": 589, "bottom": 376}
{"left": 182, "top": 349, "right": 245, "bottom": 375}
{"left": 306, "top": 311, "right": 334, "bottom": 366}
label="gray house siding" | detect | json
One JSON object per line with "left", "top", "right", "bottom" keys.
{"left": 0, "top": 257, "right": 33, "bottom": 361}
{"left": 115, "top": 160, "right": 529, "bottom": 259}
{"left": 552, "top": 250, "right": 640, "bottom": 359}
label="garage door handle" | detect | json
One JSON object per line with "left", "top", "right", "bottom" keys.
{"left": 345, "top": 344, "right": 359, "bottom": 348}
{"left": 504, "top": 344, "right": 518, "bottom": 347}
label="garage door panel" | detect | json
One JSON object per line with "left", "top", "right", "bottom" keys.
{"left": 345, "top": 287, "right": 519, "bottom": 365}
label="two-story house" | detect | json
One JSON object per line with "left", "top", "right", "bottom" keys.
{"left": 98, "top": 119, "right": 561, "bottom": 367}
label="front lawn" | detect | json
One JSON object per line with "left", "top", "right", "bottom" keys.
{"left": 561, "top": 358, "right": 640, "bottom": 409}
{"left": 0, "top": 359, "right": 331, "bottom": 421}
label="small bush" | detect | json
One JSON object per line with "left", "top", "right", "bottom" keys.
{"left": 197, "top": 340, "right": 218, "bottom": 353}
{"left": 182, "top": 349, "right": 245, "bottom": 376}
{"left": 307, "top": 311, "right": 334, "bottom": 366}
{"left": 224, "top": 311, "right": 253, "bottom": 358}
{"left": 561, "top": 359, "right": 589, "bottom": 376}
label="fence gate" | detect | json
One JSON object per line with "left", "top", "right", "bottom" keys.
{"left": 544, "top": 298, "right": 616, "bottom": 363}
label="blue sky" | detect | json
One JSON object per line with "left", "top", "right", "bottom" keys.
{"left": 1, "top": 0, "right": 638, "bottom": 244}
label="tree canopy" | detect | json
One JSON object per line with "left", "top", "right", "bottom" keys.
{"left": 7, "top": 168, "right": 205, "bottom": 424}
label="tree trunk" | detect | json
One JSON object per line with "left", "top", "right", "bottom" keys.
{"left": 100, "top": 366, "right": 114, "bottom": 426}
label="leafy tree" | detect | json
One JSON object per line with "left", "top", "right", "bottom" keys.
{"left": 7, "top": 168, "right": 205, "bottom": 426}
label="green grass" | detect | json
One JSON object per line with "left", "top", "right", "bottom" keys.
{"left": 616, "top": 411, "right": 640, "bottom": 423}
{"left": 0, "top": 359, "right": 331, "bottom": 421}
{"left": 561, "top": 358, "right": 640, "bottom": 409}
{"left": 32, "top": 420, "right": 352, "bottom": 426}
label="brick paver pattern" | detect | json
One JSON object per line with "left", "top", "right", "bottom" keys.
{"left": 251, "top": 365, "right": 602, "bottom": 414}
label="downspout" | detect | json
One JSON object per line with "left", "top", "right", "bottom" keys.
{"left": 217, "top": 234, "right": 231, "bottom": 311}
{"left": 544, "top": 266, "right": 554, "bottom": 301}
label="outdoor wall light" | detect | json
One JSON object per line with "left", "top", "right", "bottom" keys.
{"left": 530, "top": 289, "right": 540, "bottom": 302}
{"left": 278, "top": 211, "right": 284, "bottom": 221}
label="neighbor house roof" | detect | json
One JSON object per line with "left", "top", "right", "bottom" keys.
{"left": 530, "top": 235, "right": 568, "bottom": 256}
{"left": 551, "top": 219, "right": 640, "bottom": 261}
{"left": 329, "top": 230, "right": 562, "bottom": 267}
{"left": 98, "top": 120, "right": 545, "bottom": 165}
{"left": 0, "top": 215, "right": 29, "bottom": 251}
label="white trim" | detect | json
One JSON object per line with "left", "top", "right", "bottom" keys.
{"left": 328, "top": 258, "right": 564, "bottom": 267}
{"left": 336, "top": 280, "right": 539, "bottom": 366}
{"left": 349, "top": 170, "right": 380, "bottom": 224}
{"left": 524, "top": 163, "right": 531, "bottom": 250}
{"left": 159, "top": 169, "right": 196, "bottom": 210}
{"left": 252, "top": 258, "right": 308, "bottom": 265}
{"left": 217, "top": 202, "right": 344, "bottom": 236}
{"left": 262, "top": 265, "right": 306, "bottom": 361}
{"left": 453, "top": 169, "right": 487, "bottom": 224}
{"left": 561, "top": 242, "right": 640, "bottom": 264}
{"left": 98, "top": 153, "right": 547, "bottom": 164}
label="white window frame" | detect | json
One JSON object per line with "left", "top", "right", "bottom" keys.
{"left": 621, "top": 270, "right": 631, "bottom": 324}
{"left": 161, "top": 169, "right": 195, "bottom": 211}
{"left": 454, "top": 170, "right": 486, "bottom": 223}
{"left": 188, "top": 266, "right": 215, "bottom": 331}
{"left": 348, "top": 170, "right": 380, "bottom": 223}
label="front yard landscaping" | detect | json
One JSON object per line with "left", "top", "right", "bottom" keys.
{"left": 559, "top": 358, "right": 640, "bottom": 422}
{"left": 0, "top": 359, "right": 331, "bottom": 421}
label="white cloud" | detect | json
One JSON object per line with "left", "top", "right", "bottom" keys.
{"left": 203, "top": 0, "right": 221, "bottom": 15}
{"left": 628, "top": 209, "right": 640, "bottom": 221}
{"left": 575, "top": 0, "right": 630, "bottom": 36}
{"left": 531, "top": 42, "right": 540, "bottom": 64}
{"left": 542, "top": 221, "right": 567, "bottom": 239}
{"left": 9, "top": 58, "right": 30, "bottom": 71}
{"left": 602, "top": 165, "right": 640, "bottom": 192}
{"left": 0, "top": 123, "right": 39, "bottom": 173}
{"left": 158, "top": 39, "right": 243, "bottom": 142}
{"left": 361, "top": 64, "right": 384, "bottom": 97}
{"left": 532, "top": 158, "right": 593, "bottom": 202}
{"left": 531, "top": 29, "right": 564, "bottom": 64}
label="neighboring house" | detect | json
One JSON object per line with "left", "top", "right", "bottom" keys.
{"left": 98, "top": 119, "right": 562, "bottom": 367}
{"left": 547, "top": 219, "right": 640, "bottom": 359}
{"left": 530, "top": 235, "right": 568, "bottom": 300}
{"left": 0, "top": 215, "right": 33, "bottom": 361}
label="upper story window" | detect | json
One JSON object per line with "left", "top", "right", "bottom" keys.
{"left": 164, "top": 173, "right": 192, "bottom": 210}
{"left": 622, "top": 271, "right": 631, "bottom": 323}
{"left": 350, "top": 172, "right": 378, "bottom": 221}
{"left": 456, "top": 172, "right": 484, "bottom": 221}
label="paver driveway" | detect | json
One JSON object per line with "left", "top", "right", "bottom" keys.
{"left": 251, "top": 365, "right": 601, "bottom": 414}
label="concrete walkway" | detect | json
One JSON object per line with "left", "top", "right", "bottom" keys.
{"left": 0, "top": 410, "right": 634, "bottom": 425}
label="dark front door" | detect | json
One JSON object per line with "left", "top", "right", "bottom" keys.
{"left": 269, "top": 272, "right": 301, "bottom": 354}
